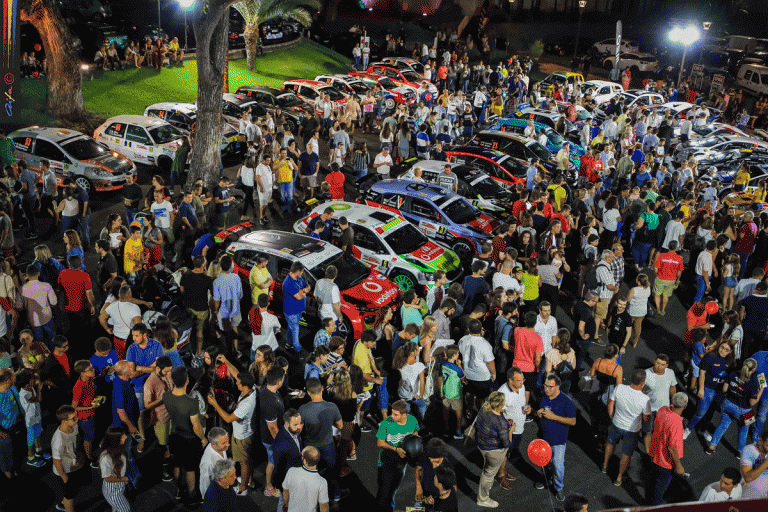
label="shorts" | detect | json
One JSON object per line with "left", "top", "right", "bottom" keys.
{"left": 0, "top": 438, "right": 12, "bottom": 472}
{"left": 78, "top": 417, "right": 96, "bottom": 443}
{"left": 523, "top": 371, "right": 537, "bottom": 393}
{"left": 232, "top": 435, "right": 253, "bottom": 463}
{"left": 154, "top": 421, "right": 169, "bottom": 446}
{"left": 595, "top": 298, "right": 610, "bottom": 320}
{"left": 442, "top": 397, "right": 462, "bottom": 412}
{"left": 465, "top": 379, "right": 493, "bottom": 401}
{"left": 653, "top": 279, "right": 675, "bottom": 298}
{"left": 691, "top": 359, "right": 701, "bottom": 378}
{"left": 607, "top": 423, "right": 639, "bottom": 457}
{"left": 724, "top": 276, "right": 738, "bottom": 288}
{"left": 169, "top": 434, "right": 201, "bottom": 470}
{"left": 257, "top": 189, "right": 272, "bottom": 207}
{"left": 218, "top": 312, "right": 242, "bottom": 332}
{"left": 642, "top": 410, "right": 658, "bottom": 434}
{"left": 261, "top": 441, "right": 275, "bottom": 465}
{"left": 303, "top": 174, "right": 317, "bottom": 188}
{"left": 61, "top": 466, "right": 87, "bottom": 500}
{"left": 190, "top": 308, "right": 209, "bottom": 332}
{"left": 26, "top": 423, "right": 42, "bottom": 447}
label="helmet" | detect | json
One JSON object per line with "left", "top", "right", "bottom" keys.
{"left": 401, "top": 434, "right": 423, "bottom": 466}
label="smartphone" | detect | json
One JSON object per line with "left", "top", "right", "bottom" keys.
{"left": 132, "top": 433, "right": 145, "bottom": 443}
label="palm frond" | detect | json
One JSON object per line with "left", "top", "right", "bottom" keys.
{"left": 233, "top": 0, "right": 320, "bottom": 25}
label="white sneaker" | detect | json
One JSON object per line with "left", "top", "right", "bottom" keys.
{"left": 477, "top": 498, "right": 499, "bottom": 508}
{"left": 682, "top": 428, "right": 691, "bottom": 440}
{"left": 703, "top": 432, "right": 712, "bottom": 443}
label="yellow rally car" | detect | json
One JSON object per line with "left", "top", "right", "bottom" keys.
{"left": 537, "top": 72, "right": 584, "bottom": 96}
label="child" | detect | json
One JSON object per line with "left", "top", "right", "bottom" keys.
{"left": 438, "top": 344, "right": 465, "bottom": 439}
{"left": 99, "top": 427, "right": 131, "bottom": 512}
{"left": 427, "top": 466, "right": 458, "bottom": 512}
{"left": 16, "top": 369, "right": 47, "bottom": 467}
{"left": 72, "top": 360, "right": 102, "bottom": 466}
{"left": 722, "top": 253, "right": 740, "bottom": 312}
{"left": 311, "top": 221, "right": 324, "bottom": 239}
{"left": 327, "top": 336, "right": 347, "bottom": 370}
{"left": 689, "top": 328, "right": 709, "bottom": 393}
{"left": 316, "top": 181, "right": 332, "bottom": 203}
{"left": 333, "top": 141, "right": 346, "bottom": 168}
{"left": 374, "top": 356, "right": 389, "bottom": 424}
{"left": 123, "top": 225, "right": 144, "bottom": 285}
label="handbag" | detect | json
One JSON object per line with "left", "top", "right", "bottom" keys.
{"left": 741, "top": 409, "right": 756, "bottom": 426}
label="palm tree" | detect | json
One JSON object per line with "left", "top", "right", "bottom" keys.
{"left": 233, "top": 0, "right": 319, "bottom": 72}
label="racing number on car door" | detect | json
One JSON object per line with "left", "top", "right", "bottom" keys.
{"left": 354, "top": 227, "right": 387, "bottom": 272}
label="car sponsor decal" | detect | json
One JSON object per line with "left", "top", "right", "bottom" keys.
{"left": 409, "top": 240, "right": 444, "bottom": 263}
{"left": 380, "top": 217, "right": 402, "bottom": 232}
{"left": 467, "top": 215, "right": 496, "bottom": 233}
{"left": 329, "top": 203, "right": 351, "bottom": 211}
{"left": 419, "top": 220, "right": 438, "bottom": 237}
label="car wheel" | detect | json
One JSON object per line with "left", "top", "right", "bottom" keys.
{"left": 284, "top": 118, "right": 297, "bottom": 133}
{"left": 452, "top": 240, "right": 474, "bottom": 263}
{"left": 391, "top": 271, "right": 417, "bottom": 292}
{"left": 75, "top": 176, "right": 93, "bottom": 195}
{"left": 336, "top": 316, "right": 354, "bottom": 341}
{"left": 384, "top": 97, "right": 396, "bottom": 110}
{"left": 157, "top": 156, "right": 173, "bottom": 174}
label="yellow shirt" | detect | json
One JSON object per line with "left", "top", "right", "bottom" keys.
{"left": 353, "top": 341, "right": 374, "bottom": 391}
{"left": 249, "top": 266, "right": 272, "bottom": 303}
{"left": 169, "top": 40, "right": 179, "bottom": 51}
{"left": 124, "top": 238, "right": 143, "bottom": 274}
{"left": 734, "top": 169, "right": 750, "bottom": 186}
{"left": 680, "top": 204, "right": 691, "bottom": 228}
{"left": 547, "top": 184, "right": 567, "bottom": 211}
{"left": 275, "top": 160, "right": 293, "bottom": 183}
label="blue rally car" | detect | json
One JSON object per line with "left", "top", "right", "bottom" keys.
{"left": 359, "top": 179, "right": 500, "bottom": 261}
{"left": 490, "top": 117, "right": 585, "bottom": 168}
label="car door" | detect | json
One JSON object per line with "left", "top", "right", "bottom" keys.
{"left": 124, "top": 124, "right": 153, "bottom": 160}
{"left": 32, "top": 138, "right": 68, "bottom": 177}
{"left": 11, "top": 135, "right": 33, "bottom": 162}
{"left": 353, "top": 225, "right": 389, "bottom": 272}
{"left": 404, "top": 197, "right": 444, "bottom": 238}
{"left": 102, "top": 122, "right": 127, "bottom": 150}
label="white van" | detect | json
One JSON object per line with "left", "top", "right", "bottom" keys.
{"left": 736, "top": 63, "right": 768, "bottom": 95}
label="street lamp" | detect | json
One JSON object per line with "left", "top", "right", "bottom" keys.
{"left": 699, "top": 21, "right": 711, "bottom": 63}
{"left": 178, "top": 0, "right": 194, "bottom": 50}
{"left": 668, "top": 24, "right": 701, "bottom": 88}
{"left": 573, "top": 0, "right": 586, "bottom": 64}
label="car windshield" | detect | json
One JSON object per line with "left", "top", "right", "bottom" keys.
{"left": 546, "top": 129, "right": 566, "bottom": 145}
{"left": 695, "top": 138, "right": 722, "bottom": 148}
{"left": 384, "top": 223, "right": 428, "bottom": 254}
{"left": 312, "top": 252, "right": 370, "bottom": 290}
{"left": 498, "top": 155, "right": 528, "bottom": 177}
{"left": 148, "top": 124, "right": 185, "bottom": 144}
{"left": 60, "top": 137, "right": 110, "bottom": 160}
{"left": 434, "top": 196, "right": 478, "bottom": 224}
{"left": 529, "top": 141, "right": 552, "bottom": 161}
{"left": 321, "top": 87, "right": 345, "bottom": 101}
{"left": 379, "top": 78, "right": 397, "bottom": 89}
{"left": 276, "top": 93, "right": 303, "bottom": 108}
{"left": 575, "top": 109, "right": 592, "bottom": 122}
{"left": 349, "top": 82, "right": 369, "bottom": 93}
{"left": 410, "top": 62, "right": 425, "bottom": 74}
{"left": 401, "top": 70, "right": 422, "bottom": 82}
{"left": 692, "top": 125, "right": 715, "bottom": 137}
{"left": 471, "top": 175, "right": 504, "bottom": 198}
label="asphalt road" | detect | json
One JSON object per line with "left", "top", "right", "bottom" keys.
{"left": 9, "top": 131, "right": 745, "bottom": 512}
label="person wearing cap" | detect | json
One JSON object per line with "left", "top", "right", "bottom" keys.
{"left": 373, "top": 146, "right": 393, "bottom": 180}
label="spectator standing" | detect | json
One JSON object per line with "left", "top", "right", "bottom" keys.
{"left": 475, "top": 392, "right": 513, "bottom": 507}
{"left": 202, "top": 459, "right": 238, "bottom": 512}
{"left": 273, "top": 409, "right": 304, "bottom": 512}
{"left": 742, "top": 428, "right": 768, "bottom": 498}
{"left": 71, "top": 360, "right": 101, "bottom": 467}
{"left": 740, "top": 281, "right": 768, "bottom": 358}
{"left": 652, "top": 240, "right": 683, "bottom": 316}
{"left": 536, "top": 375, "right": 577, "bottom": 502}
{"left": 283, "top": 262, "right": 310, "bottom": 354}
{"left": 498, "top": 367, "right": 530, "bottom": 481}
{"left": 512, "top": 311, "right": 543, "bottom": 406}
{"left": 258, "top": 366, "right": 285, "bottom": 497}
{"left": 125, "top": 323, "right": 163, "bottom": 411}
{"left": 212, "top": 255, "right": 243, "bottom": 356}
{"left": 283, "top": 446, "right": 329, "bottom": 512}
{"left": 122, "top": 172, "right": 142, "bottom": 224}
{"left": 694, "top": 240, "right": 717, "bottom": 303}
{"left": 373, "top": 146, "right": 393, "bottom": 179}
{"left": 706, "top": 358, "right": 762, "bottom": 454}
{"left": 698, "top": 467, "right": 743, "bottom": 502}
{"left": 642, "top": 354, "right": 678, "bottom": 454}
{"left": 98, "top": 427, "right": 131, "bottom": 512}
{"left": 375, "top": 400, "right": 419, "bottom": 512}
{"left": 18, "top": 263, "right": 57, "bottom": 348}
{"left": 58, "top": 254, "right": 96, "bottom": 353}
{"left": 735, "top": 211, "right": 757, "bottom": 278}
{"left": 180, "top": 255, "right": 214, "bottom": 356}
{"left": 143, "top": 355, "right": 173, "bottom": 481}
{"left": 462, "top": 261, "right": 490, "bottom": 314}
{"left": 459, "top": 319, "right": 496, "bottom": 407}
{"left": 647, "top": 392, "right": 688, "bottom": 505}
{"left": 200, "top": 427, "right": 229, "bottom": 499}
{"left": 99, "top": 285, "right": 141, "bottom": 361}
{"left": 51, "top": 405, "right": 86, "bottom": 512}
{"left": 0, "top": 369, "right": 22, "bottom": 480}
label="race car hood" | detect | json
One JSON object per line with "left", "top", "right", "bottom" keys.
{"left": 406, "top": 240, "right": 461, "bottom": 273}
{"left": 341, "top": 269, "right": 400, "bottom": 309}
{"left": 466, "top": 214, "right": 500, "bottom": 234}
{"left": 85, "top": 153, "right": 133, "bottom": 173}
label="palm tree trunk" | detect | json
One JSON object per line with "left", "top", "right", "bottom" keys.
{"left": 244, "top": 22, "right": 260, "bottom": 72}
{"left": 20, "top": 0, "right": 87, "bottom": 123}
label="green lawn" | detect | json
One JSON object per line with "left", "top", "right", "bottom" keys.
{"left": 11, "top": 39, "right": 350, "bottom": 130}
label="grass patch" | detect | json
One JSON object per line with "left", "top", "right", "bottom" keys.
{"left": 9, "top": 39, "right": 351, "bottom": 131}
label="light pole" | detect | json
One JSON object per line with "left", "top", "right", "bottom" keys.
{"left": 668, "top": 25, "right": 701, "bottom": 88}
{"left": 178, "top": 0, "right": 194, "bottom": 50}
{"left": 157, "top": 0, "right": 162, "bottom": 37}
{"left": 699, "top": 21, "right": 711, "bottom": 63}
{"left": 573, "top": 0, "right": 586, "bottom": 64}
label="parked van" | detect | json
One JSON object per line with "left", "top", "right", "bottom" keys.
{"left": 736, "top": 63, "right": 768, "bottom": 95}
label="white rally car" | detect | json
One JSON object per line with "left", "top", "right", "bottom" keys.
{"left": 144, "top": 102, "right": 241, "bottom": 138}
{"left": 94, "top": 115, "right": 185, "bottom": 172}
{"left": 581, "top": 80, "right": 623, "bottom": 105}
{"left": 9, "top": 126, "right": 136, "bottom": 193}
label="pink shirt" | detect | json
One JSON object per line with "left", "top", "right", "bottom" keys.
{"left": 512, "top": 328, "right": 543, "bottom": 373}
{"left": 649, "top": 406, "right": 683, "bottom": 469}
{"left": 143, "top": 372, "right": 170, "bottom": 424}
{"left": 19, "top": 279, "right": 58, "bottom": 326}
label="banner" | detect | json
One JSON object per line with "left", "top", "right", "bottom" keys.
{"left": 1, "top": 0, "right": 19, "bottom": 119}
{"left": 612, "top": 20, "right": 622, "bottom": 82}
{"left": 600, "top": 498, "right": 768, "bottom": 512}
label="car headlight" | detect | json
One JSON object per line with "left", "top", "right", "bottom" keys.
{"left": 92, "top": 168, "right": 113, "bottom": 177}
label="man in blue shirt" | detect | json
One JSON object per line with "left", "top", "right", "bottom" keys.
{"left": 536, "top": 374, "right": 577, "bottom": 502}
{"left": 125, "top": 323, "right": 164, "bottom": 411}
{"left": 64, "top": 177, "right": 91, "bottom": 250}
{"left": 635, "top": 163, "right": 652, "bottom": 189}
{"left": 192, "top": 233, "right": 216, "bottom": 260}
{"left": 112, "top": 360, "right": 142, "bottom": 484}
{"left": 462, "top": 260, "right": 490, "bottom": 314}
{"left": 416, "top": 124, "right": 431, "bottom": 159}
{"left": 631, "top": 144, "right": 646, "bottom": 167}
{"left": 526, "top": 160, "right": 538, "bottom": 190}
{"left": 299, "top": 147, "right": 320, "bottom": 198}
{"left": 213, "top": 177, "right": 234, "bottom": 231}
{"left": 283, "top": 262, "right": 310, "bottom": 354}
{"left": 213, "top": 255, "right": 243, "bottom": 355}
{"left": 0, "top": 368, "right": 21, "bottom": 479}
{"left": 177, "top": 190, "right": 199, "bottom": 265}
{"left": 311, "top": 208, "right": 334, "bottom": 241}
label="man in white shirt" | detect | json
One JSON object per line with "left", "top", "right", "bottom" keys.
{"left": 699, "top": 467, "right": 743, "bottom": 502}
{"left": 534, "top": 301, "right": 558, "bottom": 354}
{"left": 602, "top": 369, "right": 651, "bottom": 486}
{"left": 283, "top": 446, "right": 329, "bottom": 512}
{"left": 695, "top": 239, "right": 716, "bottom": 303}
{"left": 99, "top": 284, "right": 142, "bottom": 355}
{"left": 200, "top": 427, "right": 230, "bottom": 498}
{"left": 458, "top": 319, "right": 496, "bottom": 406}
{"left": 603, "top": 116, "right": 619, "bottom": 142}
{"left": 642, "top": 354, "right": 678, "bottom": 453}
{"left": 314, "top": 265, "right": 341, "bottom": 326}
{"left": 150, "top": 189, "right": 175, "bottom": 263}
{"left": 492, "top": 260, "right": 522, "bottom": 295}
{"left": 498, "top": 367, "right": 531, "bottom": 480}
{"left": 373, "top": 146, "right": 393, "bottom": 179}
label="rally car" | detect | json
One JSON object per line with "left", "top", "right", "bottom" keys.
{"left": 674, "top": 135, "right": 768, "bottom": 164}
{"left": 592, "top": 90, "right": 665, "bottom": 123}
{"left": 94, "top": 115, "right": 186, "bottom": 172}
{"left": 314, "top": 74, "right": 371, "bottom": 97}
{"left": 470, "top": 131, "right": 557, "bottom": 170}
{"left": 379, "top": 57, "right": 427, "bottom": 78}
{"left": 351, "top": 64, "right": 437, "bottom": 97}
{"left": 215, "top": 224, "right": 401, "bottom": 340}
{"left": 514, "top": 107, "right": 581, "bottom": 143}
{"left": 444, "top": 145, "right": 531, "bottom": 188}
{"left": 359, "top": 180, "right": 499, "bottom": 261}
{"left": 9, "top": 126, "right": 136, "bottom": 193}
{"left": 144, "top": 102, "right": 240, "bottom": 133}
{"left": 581, "top": 80, "right": 623, "bottom": 105}
{"left": 347, "top": 75, "right": 417, "bottom": 109}
{"left": 294, "top": 202, "right": 463, "bottom": 293}
{"left": 536, "top": 72, "right": 584, "bottom": 96}
{"left": 491, "top": 117, "right": 585, "bottom": 168}
{"left": 282, "top": 79, "right": 347, "bottom": 115}
{"left": 233, "top": 86, "right": 308, "bottom": 114}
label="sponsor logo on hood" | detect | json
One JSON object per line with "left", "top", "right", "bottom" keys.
{"left": 409, "top": 240, "right": 444, "bottom": 263}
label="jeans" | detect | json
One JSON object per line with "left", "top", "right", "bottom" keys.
{"left": 21, "top": 195, "right": 36, "bottom": 232}
{"left": 755, "top": 399, "right": 768, "bottom": 443}
{"left": 687, "top": 387, "right": 717, "bottom": 432}
{"left": 737, "top": 252, "right": 751, "bottom": 279}
{"left": 317, "top": 441, "right": 339, "bottom": 500}
{"left": 632, "top": 241, "right": 653, "bottom": 268}
{"left": 354, "top": 56, "right": 360, "bottom": 69}
{"left": 279, "top": 182, "right": 293, "bottom": 211}
{"left": 32, "top": 319, "right": 56, "bottom": 350}
{"left": 478, "top": 448, "right": 508, "bottom": 501}
{"left": 355, "top": 168, "right": 368, "bottom": 180}
{"left": 285, "top": 313, "right": 301, "bottom": 352}
{"left": 648, "top": 464, "right": 673, "bottom": 505}
{"left": 125, "top": 207, "right": 138, "bottom": 225}
{"left": 407, "top": 398, "right": 427, "bottom": 424}
{"left": 574, "top": 338, "right": 593, "bottom": 374}
{"left": 710, "top": 398, "right": 751, "bottom": 451}
{"left": 548, "top": 444, "right": 566, "bottom": 491}
{"left": 694, "top": 275, "right": 707, "bottom": 304}
{"left": 61, "top": 215, "right": 79, "bottom": 234}
{"left": 122, "top": 432, "right": 141, "bottom": 487}
{"left": 79, "top": 213, "right": 91, "bottom": 249}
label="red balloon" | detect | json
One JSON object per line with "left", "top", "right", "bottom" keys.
{"left": 705, "top": 301, "right": 719, "bottom": 315}
{"left": 34, "top": 44, "right": 41, "bottom": 52}
{"left": 527, "top": 439, "right": 552, "bottom": 467}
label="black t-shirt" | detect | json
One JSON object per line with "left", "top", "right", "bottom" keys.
{"left": 97, "top": 252, "right": 118, "bottom": 287}
{"left": 259, "top": 387, "right": 285, "bottom": 445}
{"left": 418, "top": 455, "right": 454, "bottom": 499}
{"left": 725, "top": 371, "right": 759, "bottom": 409}
{"left": 180, "top": 272, "right": 213, "bottom": 312}
{"left": 608, "top": 309, "right": 631, "bottom": 346}
{"left": 122, "top": 183, "right": 142, "bottom": 208}
{"left": 431, "top": 490, "right": 458, "bottom": 512}
{"left": 574, "top": 300, "right": 596, "bottom": 340}
{"left": 341, "top": 226, "right": 354, "bottom": 255}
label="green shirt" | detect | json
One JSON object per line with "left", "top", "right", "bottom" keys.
{"left": 0, "top": 139, "right": 15, "bottom": 168}
{"left": 171, "top": 145, "right": 190, "bottom": 175}
{"left": 376, "top": 415, "right": 418, "bottom": 465}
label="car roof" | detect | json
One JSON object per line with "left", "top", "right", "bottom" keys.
{"left": 414, "top": 160, "right": 483, "bottom": 178}
{"left": 371, "top": 179, "right": 459, "bottom": 203}
{"left": 743, "top": 64, "right": 768, "bottom": 70}
{"left": 478, "top": 129, "right": 532, "bottom": 143}
{"left": 445, "top": 145, "right": 507, "bottom": 160}
{"left": 146, "top": 102, "right": 196, "bottom": 113}
{"left": 222, "top": 93, "right": 257, "bottom": 106}
{"left": 284, "top": 79, "right": 327, "bottom": 88}
{"left": 659, "top": 101, "right": 693, "bottom": 109}
{"left": 310, "top": 202, "right": 407, "bottom": 230}
{"left": 236, "top": 85, "right": 283, "bottom": 95}
{"left": 100, "top": 115, "right": 170, "bottom": 128}
{"left": 232, "top": 230, "right": 338, "bottom": 262}
{"left": 519, "top": 107, "right": 562, "bottom": 118}
{"left": 9, "top": 126, "right": 86, "bottom": 143}
{"left": 583, "top": 80, "right": 619, "bottom": 87}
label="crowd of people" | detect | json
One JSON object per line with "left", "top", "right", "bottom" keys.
{"left": 3, "top": 27, "right": 768, "bottom": 512}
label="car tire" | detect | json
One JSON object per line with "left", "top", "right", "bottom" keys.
{"left": 336, "top": 316, "right": 354, "bottom": 341}
{"left": 157, "top": 156, "right": 173, "bottom": 174}
{"left": 75, "top": 176, "right": 93, "bottom": 195}
{"left": 384, "top": 97, "right": 396, "bottom": 110}
{"left": 283, "top": 118, "right": 297, "bottom": 133}
{"left": 452, "top": 239, "right": 474, "bottom": 263}
{"left": 391, "top": 271, "right": 417, "bottom": 293}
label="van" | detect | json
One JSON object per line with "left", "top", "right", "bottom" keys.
{"left": 736, "top": 63, "right": 768, "bottom": 95}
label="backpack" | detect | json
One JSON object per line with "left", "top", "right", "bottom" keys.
{"left": 584, "top": 261, "right": 608, "bottom": 292}
{"left": 554, "top": 357, "right": 574, "bottom": 382}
